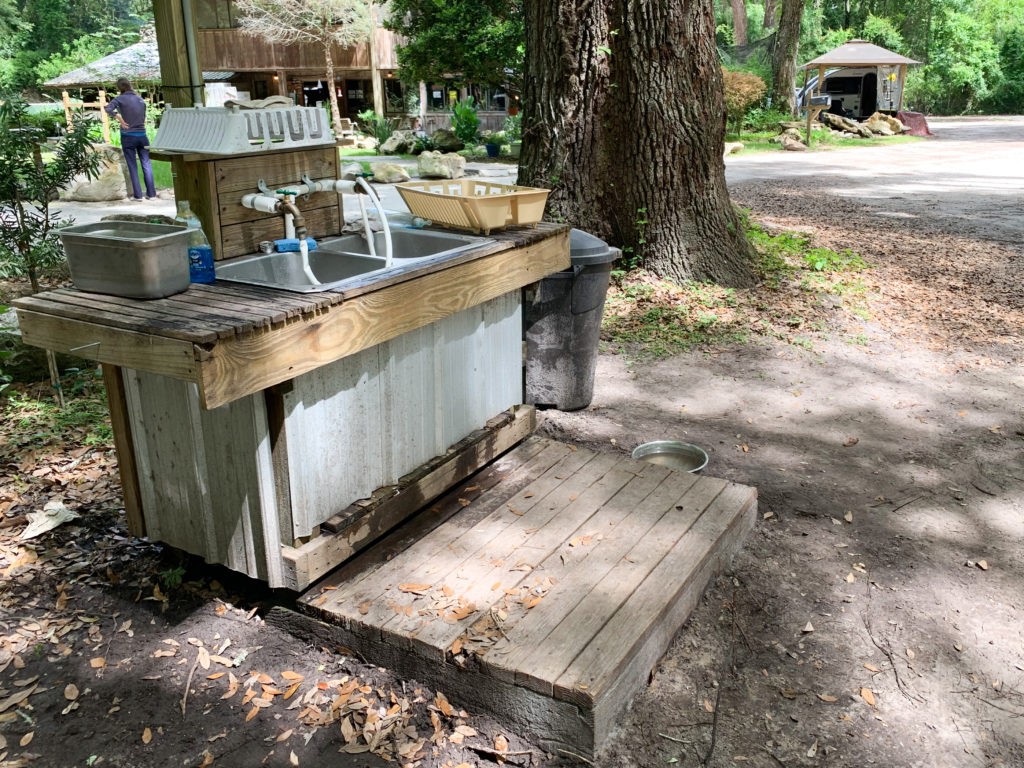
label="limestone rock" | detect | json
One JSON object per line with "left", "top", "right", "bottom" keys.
{"left": 862, "top": 117, "right": 895, "bottom": 136}
{"left": 429, "top": 129, "right": 464, "bottom": 153}
{"left": 59, "top": 144, "right": 126, "bottom": 202}
{"left": 819, "top": 112, "right": 872, "bottom": 138}
{"left": 866, "top": 112, "right": 907, "bottom": 134}
{"left": 371, "top": 163, "right": 412, "bottom": 183}
{"left": 781, "top": 135, "right": 807, "bottom": 151}
{"left": 723, "top": 141, "right": 744, "bottom": 156}
{"left": 417, "top": 151, "right": 466, "bottom": 179}
{"left": 379, "top": 130, "right": 418, "bottom": 154}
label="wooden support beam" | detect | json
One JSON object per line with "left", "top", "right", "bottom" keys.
{"left": 101, "top": 364, "right": 146, "bottom": 536}
{"left": 280, "top": 405, "right": 537, "bottom": 591}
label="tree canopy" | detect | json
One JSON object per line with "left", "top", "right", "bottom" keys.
{"left": 384, "top": 0, "right": 524, "bottom": 87}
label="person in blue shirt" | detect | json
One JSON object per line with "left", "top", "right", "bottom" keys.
{"left": 104, "top": 78, "right": 157, "bottom": 200}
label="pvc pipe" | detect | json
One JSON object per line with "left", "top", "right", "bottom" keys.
{"left": 357, "top": 194, "right": 376, "bottom": 259}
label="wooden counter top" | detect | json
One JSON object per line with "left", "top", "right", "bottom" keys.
{"left": 14, "top": 223, "right": 569, "bottom": 409}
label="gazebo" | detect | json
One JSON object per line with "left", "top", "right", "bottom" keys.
{"left": 43, "top": 40, "right": 232, "bottom": 141}
{"left": 802, "top": 39, "right": 919, "bottom": 119}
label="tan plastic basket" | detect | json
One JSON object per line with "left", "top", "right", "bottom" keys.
{"left": 395, "top": 180, "right": 550, "bottom": 235}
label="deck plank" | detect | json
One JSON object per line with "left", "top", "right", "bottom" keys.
{"left": 555, "top": 480, "right": 757, "bottom": 705}
{"left": 311, "top": 439, "right": 579, "bottom": 627}
{"left": 297, "top": 438, "right": 756, "bottom": 759}
{"left": 481, "top": 466, "right": 702, "bottom": 688}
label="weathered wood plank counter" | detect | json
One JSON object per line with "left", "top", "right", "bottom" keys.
{"left": 14, "top": 224, "right": 570, "bottom": 589}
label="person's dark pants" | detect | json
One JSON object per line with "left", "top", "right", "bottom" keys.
{"left": 120, "top": 132, "right": 156, "bottom": 199}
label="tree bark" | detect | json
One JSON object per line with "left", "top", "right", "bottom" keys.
{"left": 763, "top": 0, "right": 777, "bottom": 29}
{"left": 730, "top": 0, "right": 748, "bottom": 46}
{"left": 521, "top": 0, "right": 756, "bottom": 288}
{"left": 770, "top": 0, "right": 803, "bottom": 115}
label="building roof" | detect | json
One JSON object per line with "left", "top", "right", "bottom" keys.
{"left": 42, "top": 41, "right": 233, "bottom": 89}
{"left": 803, "top": 39, "right": 919, "bottom": 68}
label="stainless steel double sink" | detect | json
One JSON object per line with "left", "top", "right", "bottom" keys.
{"left": 215, "top": 229, "right": 493, "bottom": 293}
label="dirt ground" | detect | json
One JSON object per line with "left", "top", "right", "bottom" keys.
{"left": 2, "top": 117, "right": 1022, "bottom": 768}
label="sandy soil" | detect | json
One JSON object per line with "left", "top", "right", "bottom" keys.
{"left": 1, "top": 117, "right": 1022, "bottom": 768}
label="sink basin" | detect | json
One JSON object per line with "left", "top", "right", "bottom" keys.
{"left": 215, "top": 229, "right": 493, "bottom": 293}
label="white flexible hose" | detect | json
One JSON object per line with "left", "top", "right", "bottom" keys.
{"left": 356, "top": 177, "right": 392, "bottom": 269}
{"left": 357, "top": 194, "right": 377, "bottom": 259}
{"left": 298, "top": 237, "right": 319, "bottom": 285}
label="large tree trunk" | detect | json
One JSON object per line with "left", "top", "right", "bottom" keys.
{"left": 770, "top": 0, "right": 803, "bottom": 115}
{"left": 763, "top": 0, "right": 777, "bottom": 29}
{"left": 323, "top": 39, "right": 344, "bottom": 136}
{"left": 521, "top": 0, "right": 756, "bottom": 288}
{"left": 730, "top": 0, "right": 748, "bottom": 46}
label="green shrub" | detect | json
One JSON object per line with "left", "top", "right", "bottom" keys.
{"left": 743, "top": 106, "right": 792, "bottom": 134}
{"left": 503, "top": 113, "right": 522, "bottom": 142}
{"left": 722, "top": 69, "right": 767, "bottom": 137}
{"left": 451, "top": 97, "right": 480, "bottom": 146}
{"left": 357, "top": 109, "right": 395, "bottom": 155}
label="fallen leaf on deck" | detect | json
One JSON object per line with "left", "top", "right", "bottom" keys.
{"left": 802, "top": 622, "right": 814, "bottom": 633}
{"left": 20, "top": 732, "right": 34, "bottom": 747}
{"left": 245, "top": 705, "right": 260, "bottom": 722}
{"left": 199, "top": 751, "right": 214, "bottom": 767}
{"left": 90, "top": 657, "right": 106, "bottom": 669}
{"left": 357, "top": 600, "right": 371, "bottom": 615}
{"left": 494, "top": 734, "right": 509, "bottom": 752}
{"left": 845, "top": 573, "right": 856, "bottom": 583}
{"left": 780, "top": 689, "right": 799, "bottom": 699}
{"left": 142, "top": 727, "right": 153, "bottom": 744}
{"left": 863, "top": 663, "right": 881, "bottom": 673}
{"left": 277, "top": 729, "right": 294, "bottom": 742}
{"left": 64, "top": 683, "right": 80, "bottom": 700}
{"left": 398, "top": 583, "right": 432, "bottom": 594}
{"left": 860, "top": 688, "right": 876, "bottom": 707}
{"left": 289, "top": 751, "right": 299, "bottom": 766}
{"left": 817, "top": 693, "right": 838, "bottom": 702}
{"left": 977, "top": 560, "right": 989, "bottom": 570}
{"left": 844, "top": 511, "right": 854, "bottom": 523}
{"left": 843, "top": 437, "right": 859, "bottom": 447}
{"left": 906, "top": 648, "right": 916, "bottom": 660}
{"left": 703, "top": 699, "right": 715, "bottom": 712}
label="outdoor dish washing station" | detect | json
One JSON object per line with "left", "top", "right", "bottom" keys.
{"left": 13, "top": 103, "right": 569, "bottom": 590}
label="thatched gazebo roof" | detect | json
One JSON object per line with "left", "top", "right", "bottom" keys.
{"left": 42, "top": 40, "right": 232, "bottom": 89}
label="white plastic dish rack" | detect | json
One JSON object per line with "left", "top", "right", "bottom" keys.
{"left": 153, "top": 105, "right": 336, "bottom": 155}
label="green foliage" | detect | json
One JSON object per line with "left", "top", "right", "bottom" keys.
{"left": 3, "top": 368, "right": 112, "bottom": 448}
{"left": 0, "top": 98, "right": 100, "bottom": 293}
{"left": 503, "top": 112, "right": 522, "bottom": 142}
{"left": 904, "top": 9, "right": 1002, "bottom": 113}
{"left": 356, "top": 109, "right": 395, "bottom": 155}
{"left": 859, "top": 15, "right": 906, "bottom": 53}
{"left": 34, "top": 26, "right": 138, "bottom": 84}
{"left": 722, "top": 68, "right": 767, "bottom": 137}
{"left": 451, "top": 96, "right": 480, "bottom": 146}
{"left": 743, "top": 106, "right": 791, "bottom": 133}
{"left": 385, "top": 0, "right": 524, "bottom": 88}
{"left": 983, "top": 28, "right": 1024, "bottom": 112}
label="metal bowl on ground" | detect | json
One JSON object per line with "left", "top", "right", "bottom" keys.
{"left": 631, "top": 441, "right": 709, "bottom": 473}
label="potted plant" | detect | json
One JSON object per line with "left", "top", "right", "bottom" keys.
{"left": 483, "top": 130, "right": 505, "bottom": 158}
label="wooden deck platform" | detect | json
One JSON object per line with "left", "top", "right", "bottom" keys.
{"left": 278, "top": 437, "right": 756, "bottom": 758}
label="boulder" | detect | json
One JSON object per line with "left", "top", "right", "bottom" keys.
{"left": 417, "top": 151, "right": 466, "bottom": 179}
{"left": 819, "top": 112, "right": 872, "bottom": 138}
{"left": 781, "top": 135, "right": 807, "bottom": 151}
{"left": 379, "top": 130, "right": 418, "bottom": 154}
{"left": 866, "top": 112, "right": 907, "bottom": 133}
{"left": 59, "top": 144, "right": 126, "bottom": 202}
{"left": 723, "top": 141, "right": 744, "bottom": 156}
{"left": 862, "top": 117, "right": 895, "bottom": 136}
{"left": 429, "top": 129, "right": 464, "bottom": 153}
{"left": 371, "top": 163, "right": 412, "bottom": 183}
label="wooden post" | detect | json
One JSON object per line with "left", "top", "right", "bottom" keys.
{"left": 61, "top": 90, "right": 73, "bottom": 130}
{"left": 276, "top": 70, "right": 288, "bottom": 98}
{"left": 897, "top": 64, "right": 907, "bottom": 112}
{"left": 369, "top": 12, "right": 384, "bottom": 116}
{"left": 153, "top": 0, "right": 196, "bottom": 109}
{"left": 98, "top": 88, "right": 111, "bottom": 144}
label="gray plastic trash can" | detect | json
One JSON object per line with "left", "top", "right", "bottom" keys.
{"left": 523, "top": 229, "right": 621, "bottom": 411}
